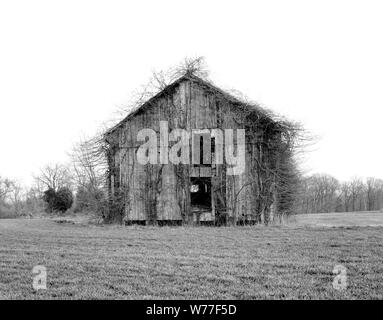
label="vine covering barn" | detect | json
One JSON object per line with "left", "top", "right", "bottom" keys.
{"left": 104, "top": 66, "right": 302, "bottom": 225}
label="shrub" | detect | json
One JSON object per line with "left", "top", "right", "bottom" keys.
{"left": 43, "top": 188, "right": 56, "bottom": 213}
{"left": 74, "top": 187, "right": 105, "bottom": 214}
{"left": 42, "top": 187, "right": 73, "bottom": 213}
{"left": 54, "top": 187, "right": 74, "bottom": 212}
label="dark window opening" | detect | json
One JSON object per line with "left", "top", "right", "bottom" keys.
{"left": 200, "top": 136, "right": 204, "bottom": 165}
{"left": 190, "top": 177, "right": 212, "bottom": 211}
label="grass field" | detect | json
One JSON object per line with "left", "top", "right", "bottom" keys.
{"left": 1, "top": 212, "right": 383, "bottom": 299}
{"left": 294, "top": 211, "right": 383, "bottom": 227}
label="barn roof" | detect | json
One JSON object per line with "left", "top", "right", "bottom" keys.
{"left": 105, "top": 73, "right": 274, "bottom": 136}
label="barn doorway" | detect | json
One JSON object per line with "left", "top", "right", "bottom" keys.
{"left": 190, "top": 177, "right": 212, "bottom": 224}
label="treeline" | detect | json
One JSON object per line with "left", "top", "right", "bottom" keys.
{"left": 0, "top": 177, "right": 37, "bottom": 218}
{"left": 297, "top": 174, "right": 383, "bottom": 214}
{"left": 0, "top": 135, "right": 108, "bottom": 219}
{"left": 3, "top": 171, "right": 383, "bottom": 219}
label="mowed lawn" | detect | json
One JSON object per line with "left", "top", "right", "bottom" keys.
{"left": 0, "top": 213, "right": 383, "bottom": 299}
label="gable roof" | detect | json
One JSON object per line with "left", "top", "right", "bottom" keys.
{"left": 105, "top": 73, "right": 273, "bottom": 136}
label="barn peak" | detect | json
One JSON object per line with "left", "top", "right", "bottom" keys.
{"left": 106, "top": 72, "right": 272, "bottom": 136}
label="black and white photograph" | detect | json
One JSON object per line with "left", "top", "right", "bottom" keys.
{"left": 0, "top": 0, "right": 382, "bottom": 310}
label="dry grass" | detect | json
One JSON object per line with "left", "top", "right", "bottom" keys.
{"left": 0, "top": 215, "right": 383, "bottom": 299}
{"left": 294, "top": 211, "right": 383, "bottom": 227}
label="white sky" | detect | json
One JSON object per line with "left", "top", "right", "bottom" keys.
{"left": 0, "top": 0, "right": 382, "bottom": 186}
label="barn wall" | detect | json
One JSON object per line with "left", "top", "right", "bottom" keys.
{"left": 108, "top": 78, "right": 263, "bottom": 223}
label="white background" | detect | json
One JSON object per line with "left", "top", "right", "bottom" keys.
{"left": 0, "top": 0, "right": 382, "bottom": 185}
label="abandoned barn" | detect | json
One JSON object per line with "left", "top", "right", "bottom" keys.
{"left": 104, "top": 72, "right": 298, "bottom": 225}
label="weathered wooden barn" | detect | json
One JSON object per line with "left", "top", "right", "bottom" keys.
{"left": 104, "top": 73, "right": 291, "bottom": 225}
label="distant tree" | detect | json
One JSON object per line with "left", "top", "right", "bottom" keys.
{"left": 349, "top": 177, "right": 365, "bottom": 212}
{"left": 0, "top": 176, "right": 14, "bottom": 203}
{"left": 70, "top": 135, "right": 107, "bottom": 215}
{"left": 340, "top": 182, "right": 352, "bottom": 212}
{"left": 365, "top": 177, "right": 383, "bottom": 211}
{"left": 24, "top": 186, "right": 44, "bottom": 215}
{"left": 34, "top": 164, "right": 73, "bottom": 192}
{"left": 9, "top": 181, "right": 24, "bottom": 215}
{"left": 299, "top": 174, "right": 340, "bottom": 213}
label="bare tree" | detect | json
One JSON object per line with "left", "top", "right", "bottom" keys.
{"left": 299, "top": 174, "right": 342, "bottom": 213}
{"left": 0, "top": 177, "right": 29, "bottom": 217}
{"left": 365, "top": 177, "right": 383, "bottom": 211}
{"left": 348, "top": 177, "right": 365, "bottom": 212}
{"left": 9, "top": 181, "right": 24, "bottom": 216}
{"left": 340, "top": 181, "right": 352, "bottom": 212}
{"left": 34, "top": 164, "right": 73, "bottom": 192}
{"left": 70, "top": 134, "right": 108, "bottom": 214}
{"left": 0, "top": 176, "right": 14, "bottom": 203}
{"left": 24, "top": 186, "right": 44, "bottom": 215}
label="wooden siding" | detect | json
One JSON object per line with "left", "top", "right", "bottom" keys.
{"left": 108, "top": 78, "right": 262, "bottom": 223}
